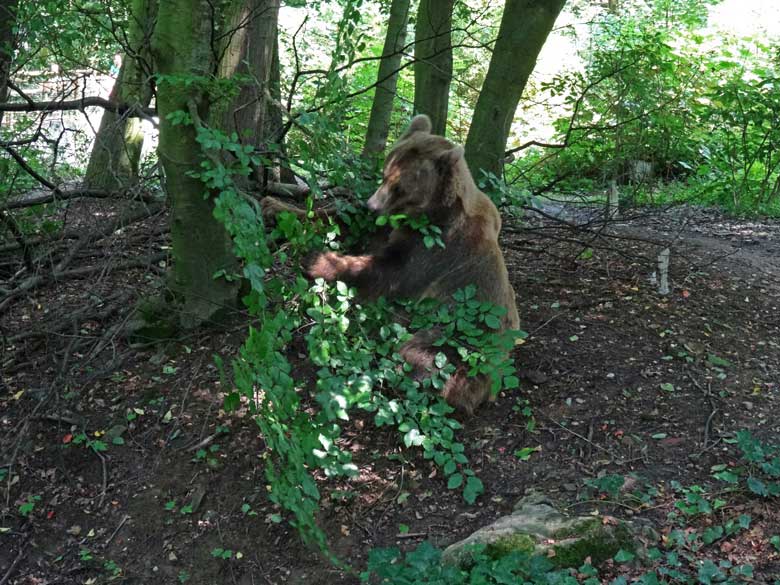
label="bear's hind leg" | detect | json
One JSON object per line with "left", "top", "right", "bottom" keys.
{"left": 441, "top": 369, "right": 491, "bottom": 417}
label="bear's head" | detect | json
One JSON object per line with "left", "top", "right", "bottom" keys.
{"left": 366, "top": 115, "right": 473, "bottom": 217}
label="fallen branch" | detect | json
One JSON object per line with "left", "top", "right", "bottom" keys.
{"left": 4, "top": 251, "right": 164, "bottom": 304}
{"left": 1, "top": 188, "right": 158, "bottom": 211}
{"left": 0, "top": 203, "right": 164, "bottom": 313}
{"left": 265, "top": 181, "right": 310, "bottom": 198}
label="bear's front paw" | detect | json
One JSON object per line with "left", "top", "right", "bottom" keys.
{"left": 305, "top": 251, "right": 345, "bottom": 281}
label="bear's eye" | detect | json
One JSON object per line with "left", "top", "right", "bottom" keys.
{"left": 390, "top": 183, "right": 406, "bottom": 200}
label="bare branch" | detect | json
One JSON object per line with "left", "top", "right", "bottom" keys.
{"left": 0, "top": 96, "right": 155, "bottom": 117}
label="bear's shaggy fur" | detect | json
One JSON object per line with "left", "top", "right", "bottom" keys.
{"left": 264, "top": 115, "right": 519, "bottom": 415}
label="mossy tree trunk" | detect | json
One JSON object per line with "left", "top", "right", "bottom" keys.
{"left": 84, "top": 0, "right": 156, "bottom": 190}
{"left": 413, "top": 0, "right": 454, "bottom": 136}
{"left": 464, "top": 0, "right": 566, "bottom": 181}
{"left": 362, "top": 0, "right": 411, "bottom": 157}
{"left": 0, "top": 0, "right": 18, "bottom": 128}
{"left": 152, "top": 0, "right": 243, "bottom": 329}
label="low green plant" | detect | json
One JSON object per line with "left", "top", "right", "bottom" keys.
{"left": 70, "top": 432, "right": 108, "bottom": 454}
{"left": 18, "top": 494, "right": 41, "bottom": 517}
{"left": 362, "top": 542, "right": 600, "bottom": 584}
{"left": 103, "top": 559, "right": 122, "bottom": 577}
{"left": 211, "top": 548, "right": 242, "bottom": 560}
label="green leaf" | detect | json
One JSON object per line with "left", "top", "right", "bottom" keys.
{"left": 484, "top": 314, "right": 501, "bottom": 329}
{"left": 706, "top": 354, "right": 731, "bottom": 368}
{"left": 447, "top": 473, "right": 463, "bottom": 490}
{"left": 702, "top": 525, "right": 723, "bottom": 544}
{"left": 698, "top": 559, "right": 723, "bottom": 584}
{"left": 713, "top": 470, "right": 739, "bottom": 484}
{"left": 403, "top": 428, "right": 424, "bottom": 447}
{"left": 747, "top": 477, "right": 768, "bottom": 496}
{"left": 463, "top": 476, "right": 483, "bottom": 504}
{"left": 514, "top": 446, "right": 540, "bottom": 461}
{"left": 614, "top": 549, "right": 635, "bottom": 563}
{"left": 503, "top": 375, "right": 519, "bottom": 390}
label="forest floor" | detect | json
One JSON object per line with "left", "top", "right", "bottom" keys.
{"left": 2, "top": 198, "right": 780, "bottom": 584}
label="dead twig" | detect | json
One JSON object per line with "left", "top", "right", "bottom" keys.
{"left": 395, "top": 532, "right": 428, "bottom": 539}
{"left": 96, "top": 450, "right": 108, "bottom": 508}
{"left": 688, "top": 371, "right": 719, "bottom": 450}
{"left": 32, "top": 414, "right": 81, "bottom": 426}
{"left": 544, "top": 416, "right": 620, "bottom": 460}
{"left": 104, "top": 514, "right": 130, "bottom": 547}
{"left": 0, "top": 542, "right": 27, "bottom": 585}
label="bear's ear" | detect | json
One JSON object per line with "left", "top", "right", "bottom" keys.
{"left": 400, "top": 114, "right": 432, "bottom": 139}
{"left": 440, "top": 145, "right": 464, "bottom": 166}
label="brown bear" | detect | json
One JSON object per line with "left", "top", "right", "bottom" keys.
{"left": 263, "top": 115, "right": 519, "bottom": 415}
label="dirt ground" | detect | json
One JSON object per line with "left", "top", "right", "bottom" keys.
{"left": 2, "top": 199, "right": 780, "bottom": 584}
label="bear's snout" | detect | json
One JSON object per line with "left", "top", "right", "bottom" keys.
{"left": 366, "top": 189, "right": 385, "bottom": 213}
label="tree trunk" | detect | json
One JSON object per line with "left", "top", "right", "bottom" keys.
{"left": 218, "top": 0, "right": 280, "bottom": 153}
{"left": 152, "top": 0, "right": 241, "bottom": 328}
{"left": 84, "top": 0, "right": 156, "bottom": 190}
{"left": 0, "top": 0, "right": 18, "bottom": 128}
{"left": 413, "top": 0, "right": 454, "bottom": 136}
{"left": 362, "top": 0, "right": 411, "bottom": 157}
{"left": 464, "top": 0, "right": 566, "bottom": 181}
{"left": 265, "top": 33, "right": 288, "bottom": 182}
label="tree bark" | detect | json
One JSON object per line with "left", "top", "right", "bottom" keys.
{"left": 84, "top": 0, "right": 157, "bottom": 190}
{"left": 0, "top": 0, "right": 18, "bottom": 128}
{"left": 413, "top": 0, "right": 454, "bottom": 136}
{"left": 465, "top": 0, "right": 566, "bottom": 181}
{"left": 218, "top": 0, "right": 280, "bottom": 152}
{"left": 263, "top": 33, "right": 297, "bottom": 183}
{"left": 362, "top": 0, "right": 411, "bottom": 157}
{"left": 152, "top": 0, "right": 242, "bottom": 328}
